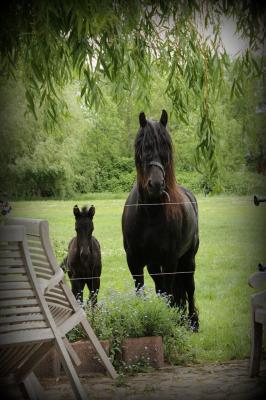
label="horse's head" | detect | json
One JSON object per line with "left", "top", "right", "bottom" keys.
{"left": 73, "top": 205, "right": 95, "bottom": 260}
{"left": 135, "top": 109, "right": 174, "bottom": 201}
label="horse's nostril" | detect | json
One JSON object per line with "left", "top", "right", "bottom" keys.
{"left": 148, "top": 179, "right": 153, "bottom": 188}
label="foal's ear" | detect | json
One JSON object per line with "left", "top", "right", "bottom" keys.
{"left": 88, "top": 205, "right": 95, "bottom": 219}
{"left": 73, "top": 205, "right": 80, "bottom": 218}
{"left": 139, "top": 112, "right": 147, "bottom": 128}
{"left": 160, "top": 109, "right": 168, "bottom": 127}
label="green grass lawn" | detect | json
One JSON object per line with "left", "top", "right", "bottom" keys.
{"left": 10, "top": 194, "right": 266, "bottom": 363}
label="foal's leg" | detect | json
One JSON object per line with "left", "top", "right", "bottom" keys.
{"left": 87, "top": 277, "right": 100, "bottom": 305}
{"left": 71, "top": 279, "right": 85, "bottom": 304}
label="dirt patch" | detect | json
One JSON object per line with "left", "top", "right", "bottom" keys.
{"left": 3, "top": 360, "right": 266, "bottom": 399}
{"left": 40, "top": 359, "right": 266, "bottom": 400}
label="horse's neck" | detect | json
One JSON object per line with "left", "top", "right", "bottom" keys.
{"left": 137, "top": 193, "right": 166, "bottom": 221}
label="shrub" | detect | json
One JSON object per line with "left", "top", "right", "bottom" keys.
{"left": 175, "top": 170, "right": 203, "bottom": 193}
{"left": 220, "top": 170, "right": 266, "bottom": 195}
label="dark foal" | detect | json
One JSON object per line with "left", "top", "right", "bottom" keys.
{"left": 65, "top": 205, "right": 102, "bottom": 304}
{"left": 122, "top": 110, "right": 199, "bottom": 331}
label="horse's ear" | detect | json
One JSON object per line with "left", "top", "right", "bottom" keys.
{"left": 88, "top": 205, "right": 95, "bottom": 219}
{"left": 139, "top": 112, "right": 147, "bottom": 128}
{"left": 160, "top": 109, "right": 168, "bottom": 127}
{"left": 73, "top": 205, "right": 80, "bottom": 218}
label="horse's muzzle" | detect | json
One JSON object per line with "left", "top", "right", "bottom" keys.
{"left": 80, "top": 246, "right": 90, "bottom": 259}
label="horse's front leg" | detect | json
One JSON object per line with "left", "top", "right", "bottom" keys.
{"left": 185, "top": 272, "right": 199, "bottom": 332}
{"left": 126, "top": 252, "right": 145, "bottom": 292}
{"left": 147, "top": 264, "right": 164, "bottom": 295}
{"left": 161, "top": 261, "right": 178, "bottom": 306}
{"left": 177, "top": 249, "right": 199, "bottom": 331}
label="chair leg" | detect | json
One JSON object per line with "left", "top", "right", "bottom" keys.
{"left": 23, "top": 372, "right": 46, "bottom": 400}
{"left": 249, "top": 317, "right": 263, "bottom": 377}
{"left": 54, "top": 336, "right": 88, "bottom": 400}
{"left": 80, "top": 318, "right": 118, "bottom": 379}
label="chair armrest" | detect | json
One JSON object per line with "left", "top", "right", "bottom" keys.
{"left": 251, "top": 290, "right": 266, "bottom": 307}
{"left": 248, "top": 272, "right": 266, "bottom": 289}
{"left": 39, "top": 268, "right": 65, "bottom": 294}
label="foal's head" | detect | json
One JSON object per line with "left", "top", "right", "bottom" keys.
{"left": 73, "top": 205, "right": 95, "bottom": 260}
{"left": 135, "top": 110, "right": 176, "bottom": 202}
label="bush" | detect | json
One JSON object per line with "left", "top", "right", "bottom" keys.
{"left": 92, "top": 156, "right": 135, "bottom": 192}
{"left": 175, "top": 169, "right": 266, "bottom": 196}
{"left": 220, "top": 170, "right": 266, "bottom": 195}
{"left": 8, "top": 137, "right": 74, "bottom": 198}
{"left": 67, "top": 288, "right": 194, "bottom": 370}
{"left": 175, "top": 170, "right": 203, "bottom": 193}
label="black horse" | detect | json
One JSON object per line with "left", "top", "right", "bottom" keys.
{"left": 63, "top": 205, "right": 102, "bottom": 304}
{"left": 122, "top": 110, "right": 199, "bottom": 330}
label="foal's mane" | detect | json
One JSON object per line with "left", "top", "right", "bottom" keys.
{"left": 135, "top": 119, "right": 182, "bottom": 219}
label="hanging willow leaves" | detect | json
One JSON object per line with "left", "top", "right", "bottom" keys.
{"left": 0, "top": 0, "right": 265, "bottom": 186}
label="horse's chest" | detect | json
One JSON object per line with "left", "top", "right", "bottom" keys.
{"left": 140, "top": 225, "right": 171, "bottom": 261}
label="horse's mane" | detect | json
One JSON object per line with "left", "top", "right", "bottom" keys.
{"left": 135, "top": 120, "right": 182, "bottom": 219}
{"left": 81, "top": 206, "right": 88, "bottom": 214}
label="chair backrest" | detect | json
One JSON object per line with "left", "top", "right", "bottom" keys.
{"left": 5, "top": 218, "right": 57, "bottom": 281}
{"left": 5, "top": 217, "right": 75, "bottom": 326}
{"left": 248, "top": 272, "right": 266, "bottom": 289}
{"left": 0, "top": 225, "right": 54, "bottom": 377}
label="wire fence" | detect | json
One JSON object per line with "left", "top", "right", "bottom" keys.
{"left": 10, "top": 195, "right": 265, "bottom": 283}
{"left": 12, "top": 196, "right": 258, "bottom": 211}
{"left": 64, "top": 269, "right": 196, "bottom": 282}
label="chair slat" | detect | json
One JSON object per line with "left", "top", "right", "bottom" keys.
{"left": 0, "top": 328, "right": 54, "bottom": 346}
{"left": 0, "top": 314, "right": 44, "bottom": 324}
{"left": 30, "top": 254, "right": 48, "bottom": 263}
{"left": 0, "top": 298, "right": 38, "bottom": 307}
{"left": 0, "top": 267, "right": 25, "bottom": 274}
{"left": 0, "top": 244, "right": 19, "bottom": 251}
{"left": 0, "top": 289, "right": 34, "bottom": 299}
{"left": 27, "top": 241, "right": 43, "bottom": 250}
{"left": 0, "top": 306, "right": 42, "bottom": 316}
{"left": 29, "top": 248, "right": 45, "bottom": 256}
{"left": 0, "top": 281, "right": 32, "bottom": 290}
{"left": 0, "top": 259, "right": 24, "bottom": 266}
{"left": 0, "top": 251, "right": 21, "bottom": 258}
{"left": 0, "top": 274, "right": 28, "bottom": 282}
{"left": 0, "top": 320, "right": 48, "bottom": 333}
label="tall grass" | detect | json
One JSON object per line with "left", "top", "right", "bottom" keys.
{"left": 10, "top": 194, "right": 266, "bottom": 363}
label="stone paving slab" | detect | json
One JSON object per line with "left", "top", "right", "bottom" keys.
{"left": 2, "top": 359, "right": 266, "bottom": 399}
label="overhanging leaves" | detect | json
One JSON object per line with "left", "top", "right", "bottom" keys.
{"left": 0, "top": 0, "right": 265, "bottom": 187}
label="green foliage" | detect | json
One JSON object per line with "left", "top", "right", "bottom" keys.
{"left": 67, "top": 289, "right": 193, "bottom": 369}
{"left": 0, "top": 0, "right": 265, "bottom": 186}
{"left": 9, "top": 136, "right": 74, "bottom": 197}
{"left": 220, "top": 170, "right": 266, "bottom": 195}
{"left": 1, "top": 66, "right": 266, "bottom": 197}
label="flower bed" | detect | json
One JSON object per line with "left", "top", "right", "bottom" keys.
{"left": 68, "top": 289, "right": 194, "bottom": 370}
{"left": 35, "top": 288, "right": 193, "bottom": 378}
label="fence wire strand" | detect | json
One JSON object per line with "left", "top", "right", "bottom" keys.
{"left": 63, "top": 269, "right": 195, "bottom": 281}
